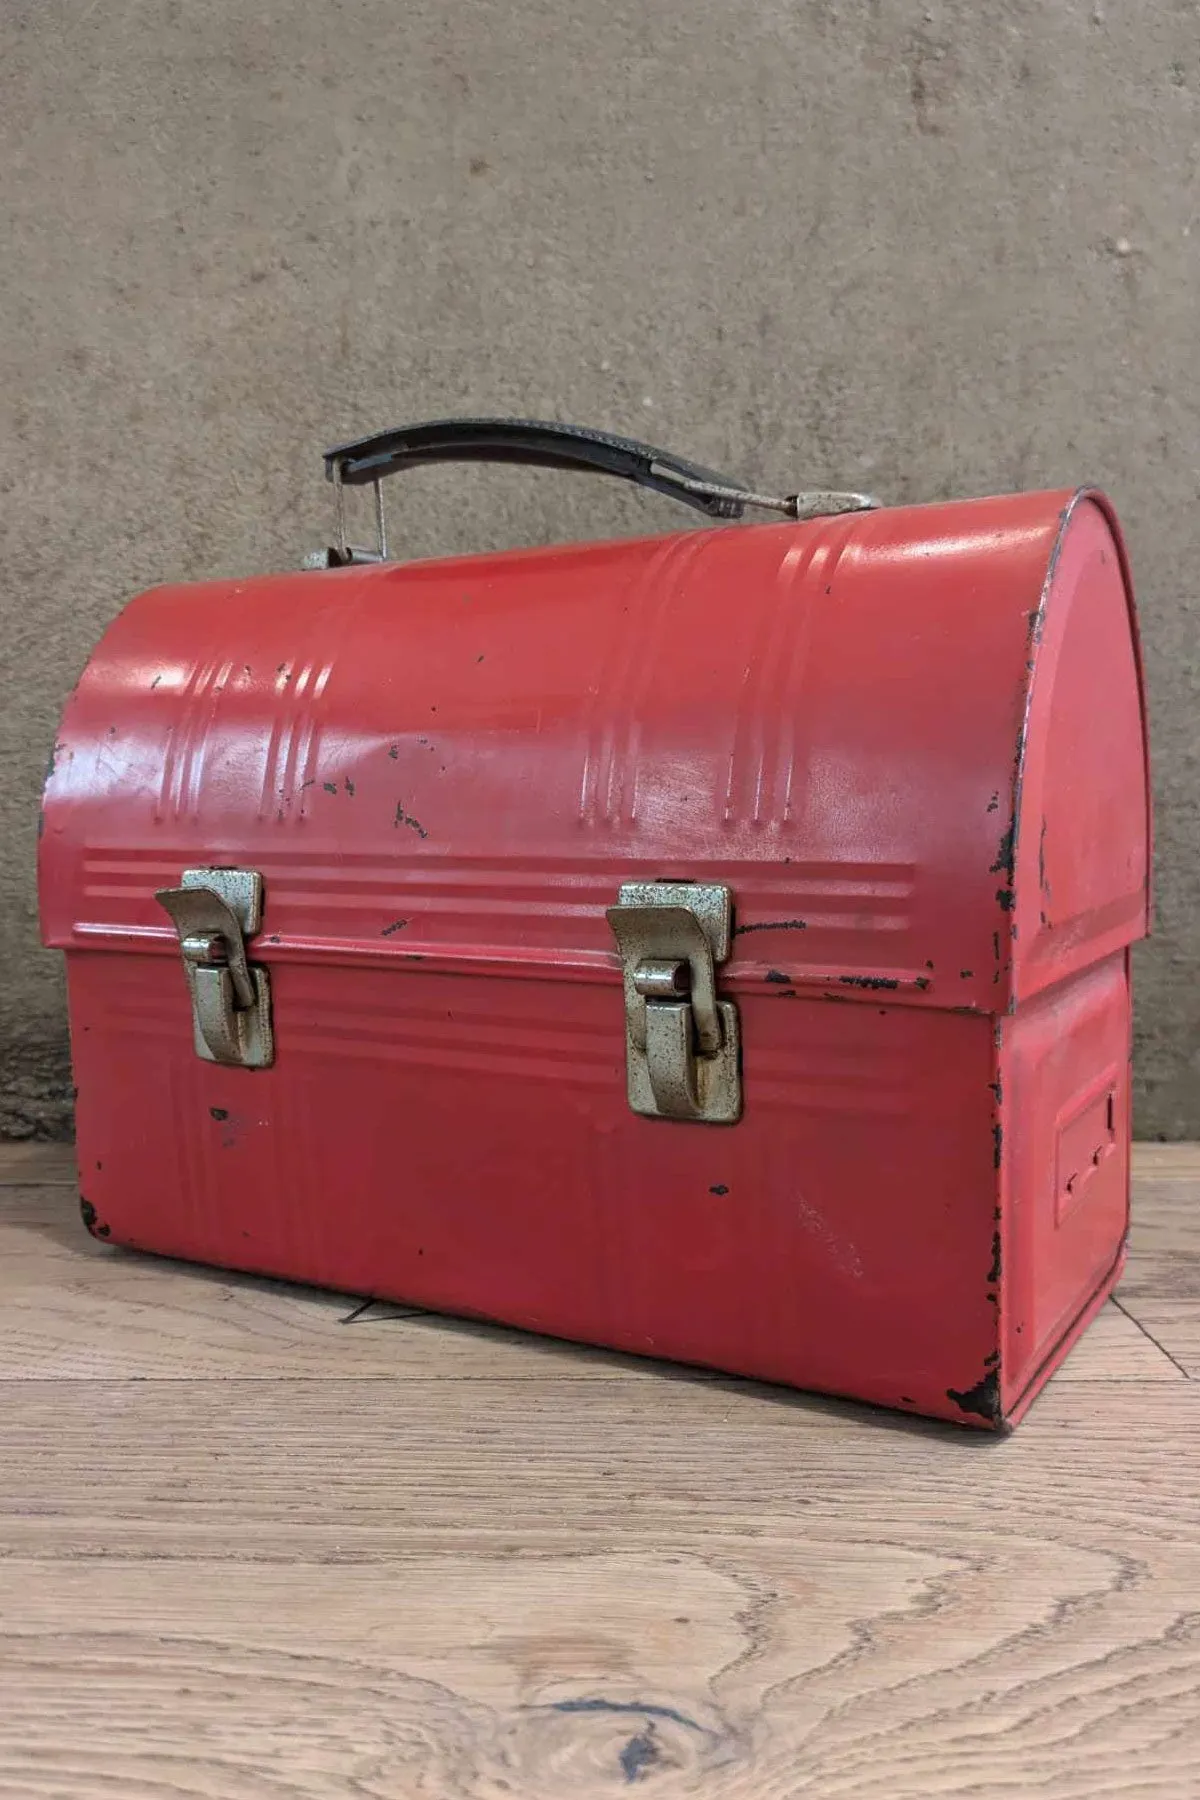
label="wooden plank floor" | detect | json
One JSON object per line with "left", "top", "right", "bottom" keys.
{"left": 1, "top": 1143, "right": 1198, "bottom": 1798}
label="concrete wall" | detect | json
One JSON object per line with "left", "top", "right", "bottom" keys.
{"left": 2, "top": 0, "right": 1197, "bottom": 1136}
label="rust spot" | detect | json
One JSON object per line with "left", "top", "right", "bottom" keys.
{"left": 839, "top": 975, "right": 899, "bottom": 991}
{"left": 735, "top": 918, "right": 808, "bottom": 936}
{"left": 80, "top": 1198, "right": 110, "bottom": 1240}
{"left": 947, "top": 1369, "right": 1002, "bottom": 1425}
{"left": 381, "top": 919, "right": 409, "bottom": 936}
{"left": 1038, "top": 817, "right": 1051, "bottom": 910}
{"left": 987, "top": 1226, "right": 1002, "bottom": 1282}
{"left": 394, "top": 803, "right": 428, "bottom": 838}
{"left": 764, "top": 969, "right": 791, "bottom": 984}
{"left": 990, "top": 823, "right": 1016, "bottom": 878}
{"left": 709, "top": 1184, "right": 729, "bottom": 1196}
{"left": 323, "top": 781, "right": 338, "bottom": 795}
{"left": 210, "top": 1107, "right": 229, "bottom": 1122}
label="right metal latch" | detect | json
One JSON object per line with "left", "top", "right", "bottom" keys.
{"left": 155, "top": 868, "right": 274, "bottom": 1069}
{"left": 606, "top": 882, "right": 741, "bottom": 1124}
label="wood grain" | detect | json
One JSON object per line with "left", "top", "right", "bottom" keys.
{"left": 1, "top": 1381, "right": 1198, "bottom": 1797}
{"left": 1, "top": 1142, "right": 1198, "bottom": 1798}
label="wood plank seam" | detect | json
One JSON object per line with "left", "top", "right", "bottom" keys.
{"left": 1110, "top": 1294, "right": 1192, "bottom": 1380}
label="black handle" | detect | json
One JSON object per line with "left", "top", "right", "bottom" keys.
{"left": 308, "top": 417, "right": 880, "bottom": 566}
{"left": 324, "top": 416, "right": 847, "bottom": 522}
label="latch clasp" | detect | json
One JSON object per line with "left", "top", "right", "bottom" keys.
{"left": 156, "top": 869, "right": 274, "bottom": 1069}
{"left": 606, "top": 882, "right": 741, "bottom": 1124}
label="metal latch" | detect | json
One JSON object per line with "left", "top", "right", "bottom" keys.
{"left": 155, "top": 869, "right": 274, "bottom": 1069}
{"left": 606, "top": 882, "right": 741, "bottom": 1124}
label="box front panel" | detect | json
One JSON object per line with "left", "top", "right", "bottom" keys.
{"left": 69, "top": 948, "right": 1001, "bottom": 1425}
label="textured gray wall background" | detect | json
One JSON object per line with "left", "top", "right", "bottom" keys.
{"left": 2, "top": 0, "right": 1197, "bottom": 1136}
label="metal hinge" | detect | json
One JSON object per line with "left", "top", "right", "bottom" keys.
{"left": 155, "top": 869, "right": 274, "bottom": 1069}
{"left": 606, "top": 882, "right": 741, "bottom": 1124}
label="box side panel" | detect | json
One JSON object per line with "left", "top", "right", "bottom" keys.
{"left": 69, "top": 949, "right": 1001, "bottom": 1426}
{"left": 999, "top": 949, "right": 1131, "bottom": 1413}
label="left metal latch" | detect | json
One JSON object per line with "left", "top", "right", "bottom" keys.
{"left": 155, "top": 869, "right": 274, "bottom": 1069}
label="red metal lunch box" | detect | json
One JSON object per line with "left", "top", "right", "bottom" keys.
{"left": 38, "top": 418, "right": 1151, "bottom": 1429}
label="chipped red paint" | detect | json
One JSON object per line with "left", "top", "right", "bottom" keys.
{"left": 39, "top": 487, "right": 1149, "bottom": 1428}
